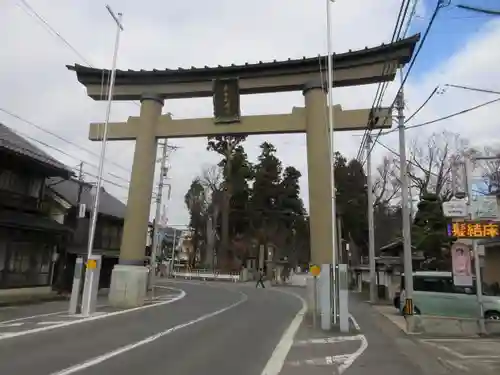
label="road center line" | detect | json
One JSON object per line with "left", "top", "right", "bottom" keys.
{"left": 0, "top": 286, "right": 185, "bottom": 342}
{"left": 49, "top": 291, "right": 249, "bottom": 375}
{"left": 259, "top": 289, "right": 307, "bottom": 375}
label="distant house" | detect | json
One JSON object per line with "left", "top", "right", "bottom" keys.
{"left": 0, "top": 123, "right": 73, "bottom": 293}
{"left": 45, "top": 178, "right": 127, "bottom": 291}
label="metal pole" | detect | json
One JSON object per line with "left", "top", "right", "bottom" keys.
{"left": 86, "top": 7, "right": 123, "bottom": 261}
{"left": 313, "top": 275, "right": 318, "bottom": 329}
{"left": 82, "top": 6, "right": 123, "bottom": 317}
{"left": 326, "top": 0, "right": 337, "bottom": 327}
{"left": 464, "top": 157, "right": 486, "bottom": 334}
{"left": 366, "top": 135, "right": 377, "bottom": 304}
{"left": 408, "top": 162, "right": 413, "bottom": 235}
{"left": 149, "top": 141, "right": 168, "bottom": 298}
{"left": 397, "top": 89, "right": 414, "bottom": 326}
{"left": 171, "top": 229, "right": 177, "bottom": 275}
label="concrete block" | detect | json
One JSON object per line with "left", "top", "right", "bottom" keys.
{"left": 413, "top": 315, "right": 480, "bottom": 336}
{"left": 486, "top": 320, "right": 500, "bottom": 335}
{"left": 108, "top": 265, "right": 149, "bottom": 308}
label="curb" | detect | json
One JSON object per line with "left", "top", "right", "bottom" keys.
{"left": 0, "top": 295, "right": 68, "bottom": 308}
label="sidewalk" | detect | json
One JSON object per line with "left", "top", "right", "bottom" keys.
{"left": 278, "top": 288, "right": 463, "bottom": 375}
{"left": 0, "top": 287, "right": 183, "bottom": 340}
{"left": 0, "top": 291, "right": 67, "bottom": 308}
{"left": 373, "top": 299, "right": 500, "bottom": 373}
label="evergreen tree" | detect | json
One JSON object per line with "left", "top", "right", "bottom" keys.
{"left": 206, "top": 135, "right": 247, "bottom": 268}
{"left": 334, "top": 155, "right": 369, "bottom": 255}
{"left": 412, "top": 192, "right": 452, "bottom": 269}
{"left": 184, "top": 178, "right": 207, "bottom": 267}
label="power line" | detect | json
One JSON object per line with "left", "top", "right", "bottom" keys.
{"left": 375, "top": 138, "right": 486, "bottom": 195}
{"left": 456, "top": 4, "right": 500, "bottom": 16}
{"left": 18, "top": 0, "right": 93, "bottom": 67}
{"left": 0, "top": 106, "right": 131, "bottom": 173}
{"left": 444, "top": 84, "right": 500, "bottom": 96}
{"left": 17, "top": 0, "right": 141, "bottom": 109}
{"left": 1, "top": 124, "right": 173, "bottom": 199}
{"left": 381, "top": 96, "right": 500, "bottom": 135}
{"left": 0, "top": 134, "right": 129, "bottom": 189}
{"left": 357, "top": 0, "right": 414, "bottom": 161}
{"left": 11, "top": 126, "right": 131, "bottom": 184}
{"left": 363, "top": 0, "right": 447, "bottom": 166}
{"left": 404, "top": 85, "right": 439, "bottom": 124}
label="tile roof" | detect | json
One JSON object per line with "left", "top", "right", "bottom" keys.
{"left": 47, "top": 177, "right": 126, "bottom": 219}
{"left": 67, "top": 34, "right": 420, "bottom": 84}
{"left": 0, "top": 209, "right": 72, "bottom": 233}
{"left": 0, "top": 122, "right": 73, "bottom": 177}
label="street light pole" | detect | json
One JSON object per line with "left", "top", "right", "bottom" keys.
{"left": 82, "top": 5, "right": 123, "bottom": 317}
{"left": 366, "top": 134, "right": 376, "bottom": 304}
{"left": 326, "top": 0, "right": 338, "bottom": 328}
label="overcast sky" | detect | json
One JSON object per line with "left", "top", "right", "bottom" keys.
{"left": 1, "top": 0, "right": 499, "bottom": 227}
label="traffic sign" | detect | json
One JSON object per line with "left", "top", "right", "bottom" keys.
{"left": 86, "top": 259, "right": 97, "bottom": 269}
{"left": 310, "top": 265, "right": 321, "bottom": 277}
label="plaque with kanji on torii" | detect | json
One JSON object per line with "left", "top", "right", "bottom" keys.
{"left": 447, "top": 221, "right": 500, "bottom": 239}
{"left": 212, "top": 78, "right": 241, "bottom": 124}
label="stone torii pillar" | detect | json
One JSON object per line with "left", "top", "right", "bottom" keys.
{"left": 303, "top": 81, "right": 335, "bottom": 330}
{"left": 303, "top": 81, "right": 334, "bottom": 267}
{"left": 108, "top": 93, "right": 164, "bottom": 308}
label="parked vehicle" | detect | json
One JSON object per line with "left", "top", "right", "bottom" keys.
{"left": 398, "top": 271, "right": 500, "bottom": 320}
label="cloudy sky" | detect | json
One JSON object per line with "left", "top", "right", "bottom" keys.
{"left": 1, "top": 0, "right": 499, "bottom": 227}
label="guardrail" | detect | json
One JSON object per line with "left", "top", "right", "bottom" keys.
{"left": 172, "top": 269, "right": 240, "bottom": 282}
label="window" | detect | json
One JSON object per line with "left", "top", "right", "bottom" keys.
{"left": 413, "top": 276, "right": 451, "bottom": 293}
{"left": 0, "top": 169, "right": 38, "bottom": 196}
{"left": 0, "top": 242, "right": 53, "bottom": 288}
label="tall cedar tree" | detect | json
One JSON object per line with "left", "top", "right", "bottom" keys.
{"left": 206, "top": 135, "right": 246, "bottom": 268}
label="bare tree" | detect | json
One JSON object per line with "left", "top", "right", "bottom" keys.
{"left": 372, "top": 155, "right": 401, "bottom": 207}
{"left": 400, "top": 131, "right": 469, "bottom": 200}
{"left": 200, "top": 164, "right": 224, "bottom": 267}
{"left": 477, "top": 146, "right": 500, "bottom": 193}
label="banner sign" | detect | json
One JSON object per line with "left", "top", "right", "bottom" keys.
{"left": 451, "top": 242, "right": 473, "bottom": 286}
{"left": 447, "top": 221, "right": 500, "bottom": 239}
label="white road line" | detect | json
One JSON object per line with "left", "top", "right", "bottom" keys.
{"left": 0, "top": 322, "right": 24, "bottom": 327}
{"left": 338, "top": 334, "right": 368, "bottom": 374}
{"left": 349, "top": 314, "right": 361, "bottom": 330}
{"left": 0, "top": 310, "right": 67, "bottom": 325}
{"left": 0, "top": 286, "right": 185, "bottom": 342}
{"left": 421, "top": 339, "right": 500, "bottom": 360}
{"left": 37, "top": 321, "right": 71, "bottom": 325}
{"left": 49, "top": 291, "right": 248, "bottom": 375}
{"left": 261, "top": 288, "right": 369, "bottom": 375}
{"left": 294, "top": 334, "right": 365, "bottom": 346}
{"left": 0, "top": 288, "right": 180, "bottom": 325}
{"left": 0, "top": 302, "right": 110, "bottom": 325}
{"left": 287, "top": 354, "right": 352, "bottom": 367}
{"left": 259, "top": 290, "right": 307, "bottom": 375}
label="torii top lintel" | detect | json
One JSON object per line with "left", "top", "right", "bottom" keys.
{"left": 67, "top": 34, "right": 420, "bottom": 101}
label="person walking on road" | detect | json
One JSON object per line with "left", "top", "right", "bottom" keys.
{"left": 256, "top": 268, "right": 265, "bottom": 288}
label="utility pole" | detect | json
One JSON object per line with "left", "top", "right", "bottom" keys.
{"left": 408, "top": 162, "right": 413, "bottom": 230}
{"left": 397, "top": 88, "right": 414, "bottom": 330}
{"left": 76, "top": 162, "right": 84, "bottom": 215}
{"left": 366, "top": 134, "right": 377, "bottom": 304}
{"left": 149, "top": 141, "right": 169, "bottom": 298}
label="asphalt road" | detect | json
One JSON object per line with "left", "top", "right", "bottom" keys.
{"left": 0, "top": 281, "right": 302, "bottom": 375}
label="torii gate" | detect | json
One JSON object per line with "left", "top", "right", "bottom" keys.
{"left": 67, "top": 34, "right": 419, "bottom": 308}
